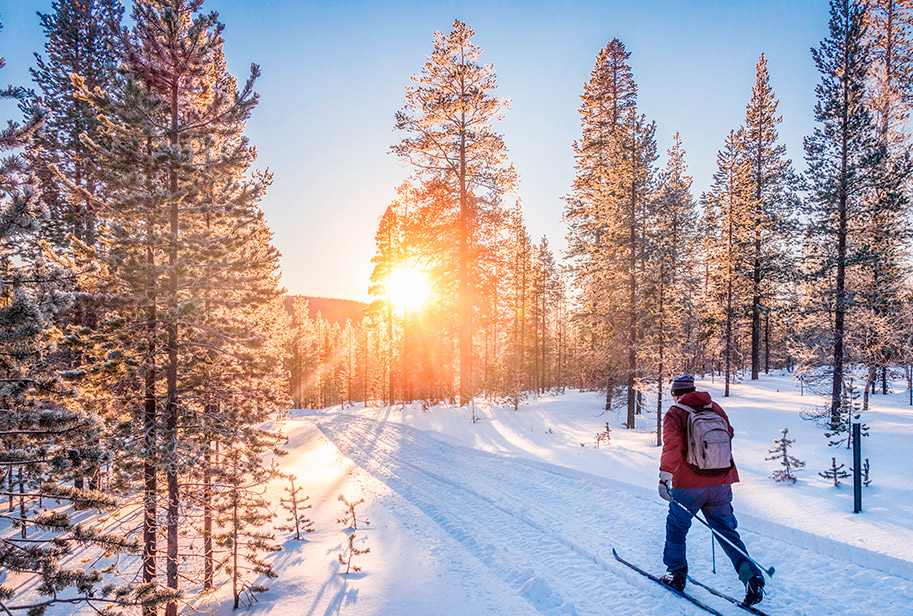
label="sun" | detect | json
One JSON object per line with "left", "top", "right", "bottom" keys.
{"left": 388, "top": 266, "right": 430, "bottom": 311}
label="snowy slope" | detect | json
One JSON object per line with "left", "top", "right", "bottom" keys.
{"left": 20, "top": 374, "right": 912, "bottom": 615}
{"left": 226, "top": 374, "right": 912, "bottom": 615}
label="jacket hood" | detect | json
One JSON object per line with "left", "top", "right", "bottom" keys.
{"left": 678, "top": 391, "right": 712, "bottom": 407}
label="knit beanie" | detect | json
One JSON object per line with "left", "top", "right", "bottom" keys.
{"left": 671, "top": 375, "right": 695, "bottom": 395}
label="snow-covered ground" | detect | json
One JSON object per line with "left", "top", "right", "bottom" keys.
{"left": 221, "top": 373, "right": 913, "bottom": 615}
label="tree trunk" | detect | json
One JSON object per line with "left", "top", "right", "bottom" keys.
{"left": 626, "top": 132, "right": 638, "bottom": 429}
{"left": 232, "top": 469, "right": 240, "bottom": 610}
{"left": 863, "top": 365, "right": 875, "bottom": 412}
{"left": 656, "top": 269, "right": 664, "bottom": 446}
{"left": 18, "top": 466, "right": 26, "bottom": 539}
{"left": 459, "top": 102, "right": 472, "bottom": 405}
{"left": 725, "top": 188, "right": 734, "bottom": 398}
{"left": 290, "top": 476, "right": 301, "bottom": 540}
{"left": 142, "top": 137, "right": 158, "bottom": 616}
{"left": 203, "top": 404, "right": 215, "bottom": 591}
{"left": 830, "top": 46, "right": 850, "bottom": 425}
{"left": 387, "top": 296, "right": 394, "bottom": 406}
{"left": 164, "top": 76, "right": 181, "bottom": 616}
{"left": 751, "top": 131, "right": 763, "bottom": 380}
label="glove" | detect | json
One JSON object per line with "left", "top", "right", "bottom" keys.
{"left": 658, "top": 471, "right": 673, "bottom": 502}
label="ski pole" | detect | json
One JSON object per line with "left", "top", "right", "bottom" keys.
{"left": 711, "top": 534, "right": 716, "bottom": 574}
{"left": 669, "top": 495, "right": 775, "bottom": 579}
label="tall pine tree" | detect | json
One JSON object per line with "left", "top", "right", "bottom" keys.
{"left": 74, "top": 1, "right": 287, "bottom": 612}
{"left": 739, "top": 54, "right": 799, "bottom": 380}
{"left": 392, "top": 20, "right": 517, "bottom": 406}
{"left": 803, "top": 0, "right": 881, "bottom": 422}
{"left": 564, "top": 39, "right": 656, "bottom": 426}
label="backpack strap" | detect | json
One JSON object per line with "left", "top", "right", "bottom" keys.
{"left": 671, "top": 402, "right": 714, "bottom": 414}
{"left": 671, "top": 403, "right": 696, "bottom": 415}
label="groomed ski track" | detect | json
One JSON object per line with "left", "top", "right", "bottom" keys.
{"left": 313, "top": 413, "right": 912, "bottom": 616}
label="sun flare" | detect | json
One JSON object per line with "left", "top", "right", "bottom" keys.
{"left": 389, "top": 267, "right": 430, "bottom": 311}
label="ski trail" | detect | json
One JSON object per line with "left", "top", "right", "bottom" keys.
{"left": 315, "top": 414, "right": 912, "bottom": 616}
{"left": 317, "top": 415, "right": 711, "bottom": 616}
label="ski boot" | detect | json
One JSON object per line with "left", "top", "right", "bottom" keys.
{"left": 743, "top": 574, "right": 765, "bottom": 606}
{"left": 659, "top": 566, "right": 687, "bottom": 592}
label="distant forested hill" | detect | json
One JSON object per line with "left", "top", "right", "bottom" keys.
{"left": 284, "top": 295, "right": 367, "bottom": 325}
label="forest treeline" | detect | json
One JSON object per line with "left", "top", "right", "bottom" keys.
{"left": 297, "top": 2, "right": 913, "bottom": 443}
{"left": 3, "top": 0, "right": 913, "bottom": 614}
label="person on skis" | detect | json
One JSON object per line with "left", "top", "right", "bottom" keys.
{"left": 658, "top": 375, "right": 765, "bottom": 606}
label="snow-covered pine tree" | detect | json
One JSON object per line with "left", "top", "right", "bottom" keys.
{"left": 29, "top": 0, "right": 123, "bottom": 253}
{"left": 506, "top": 202, "right": 534, "bottom": 408}
{"left": 643, "top": 133, "right": 697, "bottom": 444}
{"left": 28, "top": 0, "right": 127, "bottom": 497}
{"left": 819, "top": 456, "right": 851, "bottom": 485}
{"left": 338, "top": 533, "right": 370, "bottom": 574}
{"left": 368, "top": 187, "right": 411, "bottom": 406}
{"left": 803, "top": 0, "right": 882, "bottom": 424}
{"left": 286, "top": 296, "right": 310, "bottom": 409}
{"left": 186, "top": 210, "right": 289, "bottom": 595}
{"left": 738, "top": 54, "right": 799, "bottom": 380}
{"left": 337, "top": 494, "right": 370, "bottom": 530}
{"left": 531, "top": 237, "right": 562, "bottom": 395}
{"left": 392, "top": 20, "right": 517, "bottom": 407}
{"left": 564, "top": 39, "right": 657, "bottom": 426}
{"left": 211, "top": 423, "right": 281, "bottom": 610}
{"left": 594, "top": 422, "right": 611, "bottom": 447}
{"left": 766, "top": 427, "right": 806, "bottom": 483}
{"left": 339, "top": 319, "right": 359, "bottom": 407}
{"left": 856, "top": 0, "right": 913, "bottom": 402}
{"left": 701, "top": 130, "right": 753, "bottom": 396}
{"left": 278, "top": 473, "right": 314, "bottom": 540}
{"left": 0, "top": 25, "right": 138, "bottom": 614}
{"left": 72, "top": 1, "right": 288, "bottom": 611}
{"left": 825, "top": 376, "right": 870, "bottom": 447}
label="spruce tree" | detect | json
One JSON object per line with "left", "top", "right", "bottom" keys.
{"left": 392, "top": 20, "right": 517, "bottom": 406}
{"left": 644, "top": 133, "right": 697, "bottom": 443}
{"left": 211, "top": 422, "right": 281, "bottom": 610}
{"left": 507, "top": 203, "right": 534, "bottom": 407}
{"left": 819, "top": 456, "right": 851, "bottom": 485}
{"left": 803, "top": 0, "right": 881, "bottom": 423}
{"left": 766, "top": 428, "right": 806, "bottom": 483}
{"left": 368, "top": 188, "right": 411, "bottom": 406}
{"left": 739, "top": 54, "right": 799, "bottom": 380}
{"left": 278, "top": 474, "right": 314, "bottom": 540}
{"left": 29, "top": 0, "right": 123, "bottom": 252}
{"left": 0, "top": 24, "right": 138, "bottom": 614}
{"left": 531, "top": 236, "right": 561, "bottom": 395}
{"left": 73, "top": 1, "right": 287, "bottom": 612}
{"left": 564, "top": 39, "right": 656, "bottom": 426}
{"left": 702, "top": 130, "right": 752, "bottom": 396}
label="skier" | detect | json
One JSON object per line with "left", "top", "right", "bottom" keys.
{"left": 658, "top": 375, "right": 765, "bottom": 606}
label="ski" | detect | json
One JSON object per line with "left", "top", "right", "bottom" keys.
{"left": 688, "top": 576, "right": 770, "bottom": 616}
{"left": 611, "top": 548, "right": 726, "bottom": 616}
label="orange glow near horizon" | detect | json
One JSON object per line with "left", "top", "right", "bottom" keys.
{"left": 389, "top": 266, "right": 429, "bottom": 312}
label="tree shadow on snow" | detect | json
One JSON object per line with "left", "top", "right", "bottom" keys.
{"left": 323, "top": 580, "right": 360, "bottom": 615}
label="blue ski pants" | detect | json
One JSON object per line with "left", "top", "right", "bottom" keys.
{"left": 663, "top": 484, "right": 762, "bottom": 583}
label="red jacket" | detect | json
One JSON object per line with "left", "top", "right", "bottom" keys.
{"left": 660, "top": 391, "right": 740, "bottom": 489}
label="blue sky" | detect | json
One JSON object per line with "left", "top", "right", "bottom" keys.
{"left": 1, "top": 0, "right": 829, "bottom": 301}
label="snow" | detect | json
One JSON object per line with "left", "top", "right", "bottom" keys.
{"left": 19, "top": 373, "right": 913, "bottom": 615}
{"left": 214, "top": 373, "right": 913, "bottom": 615}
